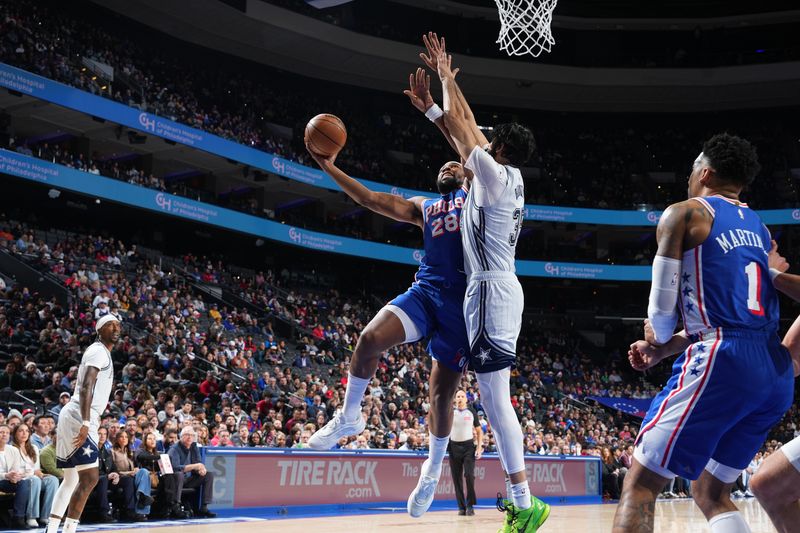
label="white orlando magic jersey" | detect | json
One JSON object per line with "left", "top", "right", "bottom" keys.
{"left": 70, "top": 342, "right": 114, "bottom": 418}
{"left": 461, "top": 146, "right": 525, "bottom": 275}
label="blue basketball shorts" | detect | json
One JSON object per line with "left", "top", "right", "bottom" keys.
{"left": 387, "top": 279, "right": 470, "bottom": 372}
{"left": 635, "top": 328, "right": 794, "bottom": 482}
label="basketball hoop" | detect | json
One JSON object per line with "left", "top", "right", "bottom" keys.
{"left": 494, "top": 0, "right": 557, "bottom": 58}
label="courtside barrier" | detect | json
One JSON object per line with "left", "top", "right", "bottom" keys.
{"left": 204, "top": 448, "right": 602, "bottom": 511}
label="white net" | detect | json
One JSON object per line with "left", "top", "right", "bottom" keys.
{"left": 495, "top": 0, "right": 557, "bottom": 58}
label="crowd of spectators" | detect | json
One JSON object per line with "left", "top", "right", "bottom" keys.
{"left": 2, "top": 0, "right": 799, "bottom": 214}
{"left": 0, "top": 213, "right": 795, "bottom": 526}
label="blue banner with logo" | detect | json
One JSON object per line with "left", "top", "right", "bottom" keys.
{"left": 586, "top": 396, "right": 654, "bottom": 418}
{"left": 0, "top": 150, "right": 656, "bottom": 280}
{"left": 3, "top": 63, "right": 796, "bottom": 227}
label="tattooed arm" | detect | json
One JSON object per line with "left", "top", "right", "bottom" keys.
{"left": 646, "top": 199, "right": 713, "bottom": 345}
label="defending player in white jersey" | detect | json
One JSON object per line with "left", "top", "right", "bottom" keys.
{"left": 427, "top": 37, "right": 549, "bottom": 532}
{"left": 46, "top": 314, "right": 119, "bottom": 533}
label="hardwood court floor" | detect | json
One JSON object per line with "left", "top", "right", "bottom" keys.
{"left": 84, "top": 499, "right": 776, "bottom": 533}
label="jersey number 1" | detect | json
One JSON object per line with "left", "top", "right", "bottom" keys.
{"left": 745, "top": 262, "right": 764, "bottom": 316}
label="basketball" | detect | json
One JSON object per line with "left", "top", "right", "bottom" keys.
{"left": 305, "top": 113, "right": 347, "bottom": 157}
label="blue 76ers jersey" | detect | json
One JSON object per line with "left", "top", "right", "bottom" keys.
{"left": 679, "top": 195, "right": 778, "bottom": 335}
{"left": 415, "top": 186, "right": 469, "bottom": 286}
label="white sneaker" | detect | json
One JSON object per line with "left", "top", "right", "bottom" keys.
{"left": 308, "top": 410, "right": 366, "bottom": 450}
{"left": 27, "top": 519, "right": 38, "bottom": 528}
{"left": 407, "top": 459, "right": 440, "bottom": 518}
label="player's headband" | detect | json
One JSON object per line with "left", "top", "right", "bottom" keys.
{"left": 95, "top": 314, "right": 120, "bottom": 333}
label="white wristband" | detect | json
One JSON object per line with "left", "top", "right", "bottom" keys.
{"left": 425, "top": 104, "right": 443, "bottom": 122}
{"left": 82, "top": 420, "right": 91, "bottom": 428}
{"left": 769, "top": 268, "right": 784, "bottom": 282}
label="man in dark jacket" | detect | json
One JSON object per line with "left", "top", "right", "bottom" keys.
{"left": 92, "top": 427, "right": 139, "bottom": 522}
{"left": 167, "top": 427, "right": 216, "bottom": 517}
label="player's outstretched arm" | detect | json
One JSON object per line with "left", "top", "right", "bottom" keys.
{"left": 404, "top": 68, "right": 461, "bottom": 157}
{"left": 419, "top": 33, "right": 488, "bottom": 150}
{"left": 767, "top": 239, "right": 800, "bottom": 302}
{"left": 436, "top": 53, "right": 483, "bottom": 162}
{"left": 306, "top": 145, "right": 425, "bottom": 227}
{"left": 629, "top": 324, "right": 690, "bottom": 372}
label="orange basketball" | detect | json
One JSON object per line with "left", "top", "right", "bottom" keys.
{"left": 304, "top": 114, "right": 347, "bottom": 157}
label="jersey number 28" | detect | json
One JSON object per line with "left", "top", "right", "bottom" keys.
{"left": 431, "top": 213, "right": 459, "bottom": 237}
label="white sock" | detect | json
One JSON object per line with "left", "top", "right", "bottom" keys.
{"left": 708, "top": 511, "right": 751, "bottom": 533}
{"left": 63, "top": 518, "right": 79, "bottom": 533}
{"left": 424, "top": 433, "right": 449, "bottom": 478}
{"left": 46, "top": 517, "right": 61, "bottom": 533}
{"left": 511, "top": 481, "right": 531, "bottom": 510}
{"left": 342, "top": 373, "right": 370, "bottom": 421}
{"left": 505, "top": 477, "right": 513, "bottom": 501}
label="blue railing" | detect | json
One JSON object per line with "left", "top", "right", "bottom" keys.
{"left": 0, "top": 150, "right": 651, "bottom": 280}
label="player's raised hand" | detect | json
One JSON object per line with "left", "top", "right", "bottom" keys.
{"left": 768, "top": 239, "right": 789, "bottom": 273}
{"left": 628, "top": 340, "right": 661, "bottom": 371}
{"left": 403, "top": 68, "right": 434, "bottom": 113}
{"left": 421, "top": 32, "right": 459, "bottom": 77}
{"left": 435, "top": 51, "right": 460, "bottom": 82}
{"left": 420, "top": 32, "right": 445, "bottom": 71}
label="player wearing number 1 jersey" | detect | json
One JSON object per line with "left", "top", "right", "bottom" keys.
{"left": 614, "top": 134, "right": 795, "bottom": 533}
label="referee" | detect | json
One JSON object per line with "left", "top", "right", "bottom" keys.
{"left": 448, "top": 390, "right": 483, "bottom": 516}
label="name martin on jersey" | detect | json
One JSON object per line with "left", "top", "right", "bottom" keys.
{"left": 714, "top": 227, "right": 766, "bottom": 255}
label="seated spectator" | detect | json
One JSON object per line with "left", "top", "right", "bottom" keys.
{"left": 92, "top": 426, "right": 133, "bottom": 522}
{"left": 31, "top": 415, "right": 54, "bottom": 450}
{"left": 38, "top": 430, "right": 61, "bottom": 480}
{"left": 247, "top": 431, "right": 263, "bottom": 447}
{"left": 12, "top": 423, "right": 58, "bottom": 527}
{"left": 0, "top": 424, "right": 32, "bottom": 529}
{"left": 135, "top": 432, "right": 185, "bottom": 519}
{"left": 111, "top": 431, "right": 153, "bottom": 520}
{"left": 0, "top": 362, "right": 26, "bottom": 390}
{"left": 601, "top": 447, "right": 622, "bottom": 500}
{"left": 167, "top": 427, "right": 216, "bottom": 517}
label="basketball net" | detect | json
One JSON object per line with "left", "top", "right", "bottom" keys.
{"left": 495, "top": 0, "right": 557, "bottom": 58}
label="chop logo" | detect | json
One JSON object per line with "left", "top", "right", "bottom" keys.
{"left": 544, "top": 263, "right": 560, "bottom": 276}
{"left": 277, "top": 460, "right": 380, "bottom": 497}
{"left": 412, "top": 250, "right": 424, "bottom": 262}
{"left": 288, "top": 228, "right": 302, "bottom": 243}
{"left": 272, "top": 158, "right": 286, "bottom": 174}
{"left": 155, "top": 193, "right": 171, "bottom": 211}
{"left": 138, "top": 113, "right": 156, "bottom": 132}
{"left": 531, "top": 463, "right": 567, "bottom": 493}
{"left": 647, "top": 211, "right": 660, "bottom": 224}
{"left": 793, "top": 209, "right": 800, "bottom": 221}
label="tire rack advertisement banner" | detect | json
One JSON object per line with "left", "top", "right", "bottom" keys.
{"left": 3, "top": 63, "right": 798, "bottom": 227}
{"left": 205, "top": 450, "right": 601, "bottom": 509}
{"left": 0, "top": 149, "right": 652, "bottom": 280}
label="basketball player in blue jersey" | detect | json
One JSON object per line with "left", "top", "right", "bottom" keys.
{"left": 304, "top": 68, "right": 474, "bottom": 518}
{"left": 427, "top": 37, "right": 549, "bottom": 532}
{"left": 613, "top": 133, "right": 795, "bottom": 533}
